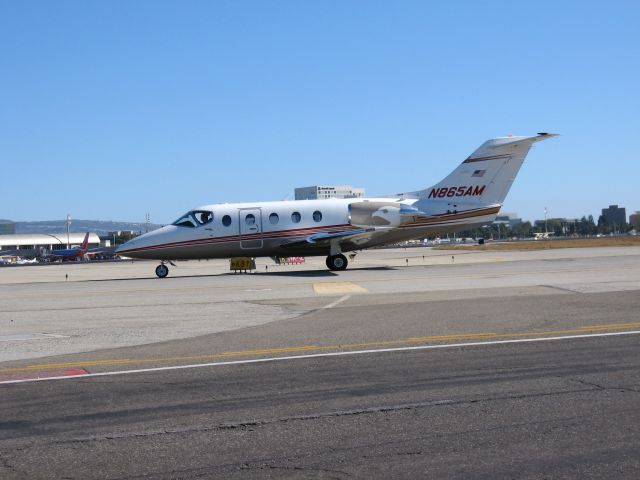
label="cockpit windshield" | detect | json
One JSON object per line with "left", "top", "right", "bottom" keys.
{"left": 172, "top": 210, "right": 214, "bottom": 228}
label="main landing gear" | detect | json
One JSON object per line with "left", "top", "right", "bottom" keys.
{"left": 155, "top": 263, "right": 169, "bottom": 278}
{"left": 326, "top": 254, "right": 348, "bottom": 271}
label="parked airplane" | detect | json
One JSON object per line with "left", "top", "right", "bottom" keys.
{"left": 534, "top": 232, "right": 555, "bottom": 240}
{"left": 117, "top": 133, "right": 557, "bottom": 277}
{"left": 43, "top": 232, "right": 91, "bottom": 261}
{"left": 16, "top": 257, "right": 38, "bottom": 265}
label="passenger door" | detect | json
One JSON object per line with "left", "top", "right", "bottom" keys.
{"left": 238, "top": 208, "right": 263, "bottom": 249}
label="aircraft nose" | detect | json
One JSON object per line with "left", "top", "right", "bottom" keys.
{"left": 115, "top": 233, "right": 146, "bottom": 255}
{"left": 115, "top": 240, "right": 134, "bottom": 255}
{"left": 114, "top": 226, "right": 177, "bottom": 259}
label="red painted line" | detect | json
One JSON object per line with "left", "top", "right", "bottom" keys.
{"left": 0, "top": 368, "right": 88, "bottom": 383}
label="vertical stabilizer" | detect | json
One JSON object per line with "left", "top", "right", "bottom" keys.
{"left": 80, "top": 232, "right": 90, "bottom": 252}
{"left": 414, "top": 133, "right": 557, "bottom": 211}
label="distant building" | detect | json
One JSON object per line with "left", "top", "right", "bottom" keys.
{"left": 630, "top": 211, "right": 640, "bottom": 228}
{"left": 295, "top": 185, "right": 365, "bottom": 200}
{"left": 0, "top": 220, "right": 16, "bottom": 235}
{"left": 0, "top": 233, "right": 101, "bottom": 254}
{"left": 601, "top": 205, "right": 627, "bottom": 226}
{"left": 534, "top": 218, "right": 579, "bottom": 235}
{"left": 493, "top": 212, "right": 522, "bottom": 229}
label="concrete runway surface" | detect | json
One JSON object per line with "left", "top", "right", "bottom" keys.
{"left": 1, "top": 246, "right": 640, "bottom": 478}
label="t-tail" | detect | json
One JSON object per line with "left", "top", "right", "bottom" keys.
{"left": 409, "top": 133, "right": 558, "bottom": 214}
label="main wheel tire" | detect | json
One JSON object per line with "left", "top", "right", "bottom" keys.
{"left": 155, "top": 264, "right": 169, "bottom": 278}
{"left": 326, "top": 254, "right": 348, "bottom": 271}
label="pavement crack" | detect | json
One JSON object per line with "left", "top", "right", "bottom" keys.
{"left": 5, "top": 386, "right": 628, "bottom": 451}
{"left": 540, "top": 284, "right": 582, "bottom": 294}
{"left": 219, "top": 399, "right": 454, "bottom": 429}
{"left": 566, "top": 377, "right": 606, "bottom": 390}
{"left": 564, "top": 376, "right": 640, "bottom": 393}
{"left": 240, "top": 463, "right": 352, "bottom": 478}
{"left": 397, "top": 450, "right": 423, "bottom": 456}
{"left": 13, "top": 399, "right": 455, "bottom": 449}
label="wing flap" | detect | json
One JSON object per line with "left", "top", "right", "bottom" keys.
{"left": 281, "top": 228, "right": 376, "bottom": 249}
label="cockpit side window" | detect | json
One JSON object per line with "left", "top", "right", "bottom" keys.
{"left": 172, "top": 213, "right": 197, "bottom": 228}
{"left": 172, "top": 210, "right": 213, "bottom": 228}
{"left": 194, "top": 210, "right": 213, "bottom": 225}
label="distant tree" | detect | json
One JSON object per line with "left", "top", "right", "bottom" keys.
{"left": 597, "top": 215, "right": 611, "bottom": 234}
{"left": 113, "top": 231, "right": 138, "bottom": 245}
{"left": 511, "top": 221, "right": 533, "bottom": 238}
{"left": 577, "top": 216, "right": 596, "bottom": 235}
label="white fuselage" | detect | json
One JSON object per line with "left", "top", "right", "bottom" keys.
{"left": 115, "top": 197, "right": 499, "bottom": 261}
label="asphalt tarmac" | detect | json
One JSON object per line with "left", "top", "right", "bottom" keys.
{"left": 1, "top": 246, "right": 640, "bottom": 478}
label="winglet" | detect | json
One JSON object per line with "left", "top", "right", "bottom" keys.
{"left": 532, "top": 132, "right": 560, "bottom": 143}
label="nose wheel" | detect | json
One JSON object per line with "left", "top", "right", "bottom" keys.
{"left": 326, "top": 254, "right": 348, "bottom": 271}
{"left": 155, "top": 263, "right": 169, "bottom": 278}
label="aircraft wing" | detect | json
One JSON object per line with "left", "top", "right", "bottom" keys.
{"left": 281, "top": 227, "right": 385, "bottom": 249}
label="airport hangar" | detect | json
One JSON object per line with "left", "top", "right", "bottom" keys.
{"left": 0, "top": 233, "right": 101, "bottom": 256}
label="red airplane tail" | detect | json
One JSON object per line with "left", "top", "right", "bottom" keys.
{"left": 80, "top": 232, "right": 90, "bottom": 252}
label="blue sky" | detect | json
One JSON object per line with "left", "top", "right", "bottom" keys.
{"left": 2, "top": 1, "right": 639, "bottom": 224}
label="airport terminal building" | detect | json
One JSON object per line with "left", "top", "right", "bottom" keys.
{"left": 0, "top": 233, "right": 102, "bottom": 255}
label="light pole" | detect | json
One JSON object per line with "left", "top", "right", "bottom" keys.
{"left": 544, "top": 207, "right": 548, "bottom": 235}
{"left": 66, "top": 214, "right": 72, "bottom": 248}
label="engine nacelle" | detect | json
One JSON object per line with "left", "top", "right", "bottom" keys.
{"left": 349, "top": 201, "right": 402, "bottom": 227}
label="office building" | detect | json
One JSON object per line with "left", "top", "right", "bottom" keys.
{"left": 295, "top": 185, "right": 365, "bottom": 200}
{"left": 601, "top": 205, "right": 627, "bottom": 226}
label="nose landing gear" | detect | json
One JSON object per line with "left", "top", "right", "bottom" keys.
{"left": 326, "top": 254, "right": 348, "bottom": 271}
{"left": 155, "top": 263, "right": 169, "bottom": 278}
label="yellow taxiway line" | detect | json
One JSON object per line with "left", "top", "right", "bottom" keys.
{"left": 2, "top": 322, "right": 640, "bottom": 375}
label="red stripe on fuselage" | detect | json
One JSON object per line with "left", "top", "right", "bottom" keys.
{"left": 118, "top": 224, "right": 357, "bottom": 255}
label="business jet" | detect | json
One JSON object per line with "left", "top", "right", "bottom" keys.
{"left": 117, "top": 133, "right": 557, "bottom": 277}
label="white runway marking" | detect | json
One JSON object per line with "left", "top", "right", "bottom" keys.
{"left": 322, "top": 294, "right": 352, "bottom": 309}
{"left": 3, "top": 330, "right": 640, "bottom": 386}
{"left": 0, "top": 333, "right": 69, "bottom": 342}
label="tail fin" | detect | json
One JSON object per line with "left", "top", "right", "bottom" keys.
{"left": 80, "top": 232, "right": 90, "bottom": 252}
{"left": 414, "top": 133, "right": 557, "bottom": 210}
